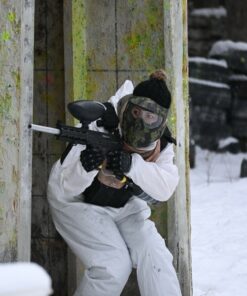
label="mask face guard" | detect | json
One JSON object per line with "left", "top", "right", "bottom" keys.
{"left": 129, "top": 96, "right": 169, "bottom": 118}
{"left": 127, "top": 103, "right": 164, "bottom": 129}
{"left": 118, "top": 95, "right": 169, "bottom": 149}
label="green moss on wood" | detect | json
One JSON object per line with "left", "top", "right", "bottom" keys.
{"left": 182, "top": 0, "right": 191, "bottom": 219}
{"left": 7, "top": 11, "right": 16, "bottom": 23}
{"left": 11, "top": 70, "right": 20, "bottom": 93}
{"left": 8, "top": 231, "right": 18, "bottom": 260}
{"left": 122, "top": 0, "right": 164, "bottom": 71}
{"left": 0, "top": 181, "right": 6, "bottom": 194}
{"left": 168, "top": 109, "right": 176, "bottom": 135}
{"left": 0, "top": 93, "right": 12, "bottom": 117}
{"left": 9, "top": 8, "right": 21, "bottom": 35}
{"left": 1, "top": 31, "right": 11, "bottom": 42}
{"left": 72, "top": 0, "right": 87, "bottom": 100}
{"left": 163, "top": 1, "right": 170, "bottom": 11}
{"left": 151, "top": 204, "right": 168, "bottom": 238}
{"left": 128, "top": 0, "right": 136, "bottom": 6}
{"left": 85, "top": 74, "right": 98, "bottom": 99}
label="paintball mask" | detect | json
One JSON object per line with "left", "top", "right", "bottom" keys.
{"left": 118, "top": 95, "right": 169, "bottom": 149}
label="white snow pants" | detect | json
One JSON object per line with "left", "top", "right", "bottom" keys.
{"left": 48, "top": 197, "right": 182, "bottom": 296}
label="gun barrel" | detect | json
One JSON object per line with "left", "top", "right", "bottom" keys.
{"left": 29, "top": 124, "right": 60, "bottom": 135}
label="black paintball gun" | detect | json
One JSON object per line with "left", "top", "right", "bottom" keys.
{"left": 29, "top": 100, "right": 123, "bottom": 155}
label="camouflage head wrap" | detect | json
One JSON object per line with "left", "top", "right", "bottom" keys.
{"left": 118, "top": 95, "right": 169, "bottom": 148}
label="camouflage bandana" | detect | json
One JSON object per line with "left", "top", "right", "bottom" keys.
{"left": 118, "top": 95, "right": 169, "bottom": 148}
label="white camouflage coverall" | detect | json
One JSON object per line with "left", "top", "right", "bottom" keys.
{"left": 47, "top": 81, "right": 182, "bottom": 296}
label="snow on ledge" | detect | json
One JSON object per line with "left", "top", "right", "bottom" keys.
{"left": 0, "top": 262, "right": 52, "bottom": 296}
{"left": 209, "top": 40, "right": 247, "bottom": 57}
{"left": 218, "top": 137, "right": 239, "bottom": 149}
{"left": 189, "top": 77, "right": 230, "bottom": 89}
{"left": 189, "top": 57, "right": 228, "bottom": 68}
{"left": 229, "top": 74, "right": 247, "bottom": 81}
{"left": 191, "top": 7, "right": 227, "bottom": 18}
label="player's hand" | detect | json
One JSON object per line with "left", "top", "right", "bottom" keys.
{"left": 106, "top": 150, "right": 132, "bottom": 176}
{"left": 80, "top": 146, "right": 104, "bottom": 172}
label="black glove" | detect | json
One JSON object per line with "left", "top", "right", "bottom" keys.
{"left": 106, "top": 150, "right": 132, "bottom": 176}
{"left": 97, "top": 102, "right": 119, "bottom": 131}
{"left": 80, "top": 146, "right": 104, "bottom": 172}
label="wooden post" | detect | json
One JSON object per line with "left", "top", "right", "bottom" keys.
{"left": 18, "top": 0, "right": 35, "bottom": 261}
{"left": 64, "top": 0, "right": 86, "bottom": 124}
{"left": 0, "top": 0, "right": 35, "bottom": 261}
{"left": 63, "top": 0, "right": 86, "bottom": 294}
{"left": 164, "top": 0, "right": 193, "bottom": 295}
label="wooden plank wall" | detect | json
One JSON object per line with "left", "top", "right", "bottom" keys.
{"left": 32, "top": 0, "right": 67, "bottom": 295}
{"left": 85, "top": 0, "right": 164, "bottom": 98}
{"left": 164, "top": 1, "right": 193, "bottom": 295}
{"left": 83, "top": 1, "right": 192, "bottom": 295}
{"left": 0, "top": 0, "right": 23, "bottom": 262}
{"left": 83, "top": 1, "right": 165, "bottom": 295}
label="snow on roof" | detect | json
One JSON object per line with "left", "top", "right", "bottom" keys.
{"left": 229, "top": 74, "right": 247, "bottom": 81}
{"left": 189, "top": 57, "right": 228, "bottom": 68}
{"left": 189, "top": 77, "right": 230, "bottom": 89}
{"left": 209, "top": 40, "right": 247, "bottom": 57}
{"left": 190, "top": 7, "right": 227, "bottom": 18}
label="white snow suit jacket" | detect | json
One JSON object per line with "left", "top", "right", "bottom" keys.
{"left": 47, "top": 80, "right": 179, "bottom": 209}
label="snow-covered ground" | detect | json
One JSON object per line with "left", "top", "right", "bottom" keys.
{"left": 191, "top": 147, "right": 247, "bottom": 296}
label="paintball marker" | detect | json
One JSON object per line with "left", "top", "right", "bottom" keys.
{"left": 29, "top": 100, "right": 123, "bottom": 155}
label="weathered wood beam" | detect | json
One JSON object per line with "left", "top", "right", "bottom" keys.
{"left": 18, "top": 0, "right": 35, "bottom": 261}
{"left": 0, "top": 0, "right": 34, "bottom": 262}
{"left": 164, "top": 0, "right": 193, "bottom": 295}
{"left": 64, "top": 0, "right": 86, "bottom": 124}
{"left": 63, "top": 0, "right": 87, "bottom": 294}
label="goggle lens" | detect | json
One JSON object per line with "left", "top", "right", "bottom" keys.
{"left": 131, "top": 105, "right": 163, "bottom": 129}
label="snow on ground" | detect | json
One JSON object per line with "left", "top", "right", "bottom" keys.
{"left": 191, "top": 147, "right": 247, "bottom": 296}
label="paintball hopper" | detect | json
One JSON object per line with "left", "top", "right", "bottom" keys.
{"left": 67, "top": 100, "right": 106, "bottom": 124}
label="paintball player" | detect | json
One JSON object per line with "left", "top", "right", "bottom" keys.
{"left": 47, "top": 70, "right": 182, "bottom": 296}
